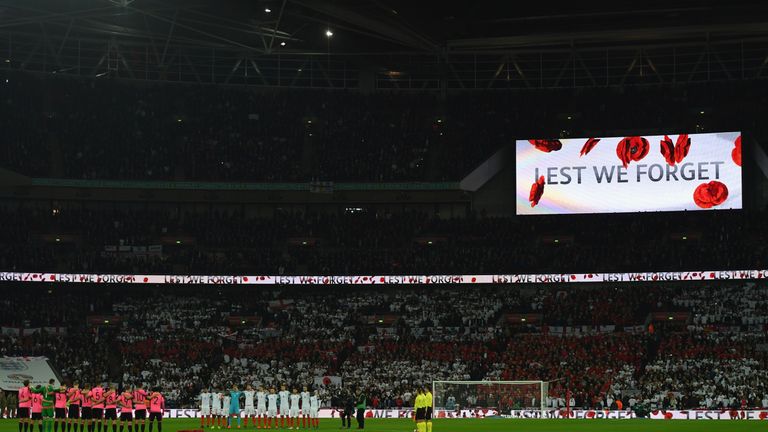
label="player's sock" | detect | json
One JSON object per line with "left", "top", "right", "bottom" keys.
{"left": 39, "top": 424, "right": 44, "bottom": 432}
{"left": 237, "top": 417, "right": 241, "bottom": 428}
{"left": 156, "top": 424, "right": 161, "bottom": 432}
{"left": 54, "top": 422, "right": 59, "bottom": 432}
{"left": 141, "top": 424, "right": 146, "bottom": 432}
{"left": 128, "top": 426, "right": 132, "bottom": 432}
{"left": 147, "top": 423, "right": 153, "bottom": 432}
{"left": 119, "top": 425, "right": 123, "bottom": 432}
{"left": 426, "top": 421, "right": 432, "bottom": 432}
{"left": 18, "top": 422, "right": 23, "bottom": 432}
{"left": 112, "top": 424, "right": 117, "bottom": 432}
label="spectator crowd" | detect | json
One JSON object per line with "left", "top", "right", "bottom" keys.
{"left": 1, "top": 282, "right": 767, "bottom": 412}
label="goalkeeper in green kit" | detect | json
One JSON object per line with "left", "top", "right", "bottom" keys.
{"left": 42, "top": 379, "right": 57, "bottom": 432}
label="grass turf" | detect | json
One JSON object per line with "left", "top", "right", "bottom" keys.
{"left": 1, "top": 418, "right": 766, "bottom": 432}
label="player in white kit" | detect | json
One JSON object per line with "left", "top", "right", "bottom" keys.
{"left": 278, "top": 385, "right": 290, "bottom": 429}
{"left": 213, "top": 389, "right": 224, "bottom": 429}
{"left": 267, "top": 387, "right": 278, "bottom": 429}
{"left": 256, "top": 386, "right": 267, "bottom": 429}
{"left": 242, "top": 385, "right": 256, "bottom": 428}
{"left": 309, "top": 390, "right": 320, "bottom": 430}
{"left": 222, "top": 391, "right": 231, "bottom": 427}
{"left": 289, "top": 388, "right": 300, "bottom": 429}
{"left": 200, "top": 389, "right": 212, "bottom": 428}
{"left": 300, "top": 386, "right": 311, "bottom": 429}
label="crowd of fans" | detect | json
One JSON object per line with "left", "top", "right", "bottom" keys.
{"left": 2, "top": 72, "right": 767, "bottom": 182}
{"left": 1, "top": 205, "right": 767, "bottom": 276}
{"left": 1, "top": 282, "right": 767, "bottom": 412}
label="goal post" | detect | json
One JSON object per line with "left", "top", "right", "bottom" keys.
{"left": 432, "top": 380, "right": 549, "bottom": 417}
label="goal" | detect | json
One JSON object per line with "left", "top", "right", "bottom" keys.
{"left": 432, "top": 380, "right": 548, "bottom": 417}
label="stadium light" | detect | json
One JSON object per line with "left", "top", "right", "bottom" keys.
{"left": 175, "top": 240, "right": 182, "bottom": 244}
{"left": 241, "top": 320, "right": 246, "bottom": 324}
{"left": 682, "top": 236, "right": 687, "bottom": 240}
{"left": 55, "top": 238, "right": 61, "bottom": 242}
{"left": 265, "top": 8, "right": 271, "bottom": 13}
{"left": 280, "top": 42, "right": 286, "bottom": 46}
{"left": 521, "top": 318, "right": 526, "bottom": 322}
{"left": 668, "top": 316, "right": 674, "bottom": 320}
{"left": 325, "top": 29, "right": 334, "bottom": 37}
{"left": 700, "top": 111, "right": 705, "bottom": 114}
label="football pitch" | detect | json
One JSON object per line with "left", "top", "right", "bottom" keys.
{"left": 2, "top": 419, "right": 767, "bottom": 432}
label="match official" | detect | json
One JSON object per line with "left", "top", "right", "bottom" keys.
{"left": 414, "top": 388, "right": 426, "bottom": 432}
{"left": 423, "top": 386, "right": 433, "bottom": 432}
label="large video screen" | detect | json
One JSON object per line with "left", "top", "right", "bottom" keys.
{"left": 516, "top": 132, "right": 742, "bottom": 215}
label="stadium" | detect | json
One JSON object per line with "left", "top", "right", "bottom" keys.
{"left": 1, "top": 0, "right": 768, "bottom": 432}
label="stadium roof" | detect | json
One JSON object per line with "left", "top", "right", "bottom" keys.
{"left": 3, "top": 0, "right": 768, "bottom": 88}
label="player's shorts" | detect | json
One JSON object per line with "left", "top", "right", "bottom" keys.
{"left": 200, "top": 405, "right": 211, "bottom": 416}
{"left": 68, "top": 405, "right": 80, "bottom": 419}
{"left": 280, "top": 405, "right": 289, "bottom": 415}
{"left": 43, "top": 408, "right": 54, "bottom": 418}
{"left": 18, "top": 408, "right": 30, "bottom": 418}
{"left": 105, "top": 408, "right": 117, "bottom": 420}
{"left": 91, "top": 408, "right": 103, "bottom": 420}
{"left": 243, "top": 406, "right": 256, "bottom": 416}
{"left": 134, "top": 409, "right": 146, "bottom": 420}
{"left": 426, "top": 407, "right": 433, "bottom": 421}
{"left": 415, "top": 408, "right": 426, "bottom": 421}
{"left": 148, "top": 412, "right": 162, "bottom": 421}
{"left": 81, "top": 407, "right": 92, "bottom": 420}
{"left": 257, "top": 406, "right": 267, "bottom": 416}
{"left": 228, "top": 407, "right": 239, "bottom": 416}
{"left": 267, "top": 407, "right": 277, "bottom": 418}
{"left": 55, "top": 408, "right": 67, "bottom": 419}
{"left": 120, "top": 412, "right": 133, "bottom": 421}
{"left": 31, "top": 412, "right": 43, "bottom": 420}
{"left": 309, "top": 408, "right": 318, "bottom": 419}
{"left": 289, "top": 408, "right": 299, "bottom": 417}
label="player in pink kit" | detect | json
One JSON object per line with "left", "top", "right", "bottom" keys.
{"left": 132, "top": 384, "right": 148, "bottom": 432}
{"left": 18, "top": 379, "right": 32, "bottom": 432}
{"left": 104, "top": 385, "right": 119, "bottom": 432}
{"left": 147, "top": 390, "right": 164, "bottom": 432}
{"left": 54, "top": 386, "right": 68, "bottom": 432}
{"left": 90, "top": 384, "right": 105, "bottom": 432}
{"left": 118, "top": 388, "right": 133, "bottom": 432}
{"left": 31, "top": 387, "right": 44, "bottom": 432}
{"left": 67, "top": 382, "right": 83, "bottom": 432}
{"left": 80, "top": 384, "right": 93, "bottom": 432}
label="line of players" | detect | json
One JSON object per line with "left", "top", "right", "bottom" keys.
{"left": 16, "top": 380, "right": 165, "bottom": 432}
{"left": 200, "top": 385, "right": 320, "bottom": 430}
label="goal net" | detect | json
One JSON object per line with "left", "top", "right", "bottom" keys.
{"left": 432, "top": 380, "right": 548, "bottom": 417}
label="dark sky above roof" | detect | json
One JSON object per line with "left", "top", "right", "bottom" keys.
{"left": 3, "top": 0, "right": 768, "bottom": 54}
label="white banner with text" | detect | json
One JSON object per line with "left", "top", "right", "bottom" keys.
{"left": 1, "top": 269, "right": 767, "bottom": 286}
{"left": 517, "top": 132, "right": 742, "bottom": 215}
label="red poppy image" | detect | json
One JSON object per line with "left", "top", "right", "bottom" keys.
{"left": 693, "top": 181, "right": 729, "bottom": 209}
{"left": 529, "top": 176, "right": 545, "bottom": 207}
{"left": 579, "top": 138, "right": 600, "bottom": 157}
{"left": 674, "top": 134, "right": 690, "bottom": 163}
{"left": 616, "top": 136, "right": 649, "bottom": 168}
{"left": 660, "top": 134, "right": 691, "bottom": 166}
{"left": 660, "top": 135, "right": 675, "bottom": 166}
{"left": 528, "top": 139, "right": 562, "bottom": 153}
{"left": 732, "top": 135, "right": 742, "bottom": 166}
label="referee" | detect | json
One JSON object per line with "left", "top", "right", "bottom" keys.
{"left": 355, "top": 388, "right": 367, "bottom": 429}
{"left": 423, "top": 386, "right": 433, "bottom": 432}
{"left": 414, "top": 388, "right": 426, "bottom": 432}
